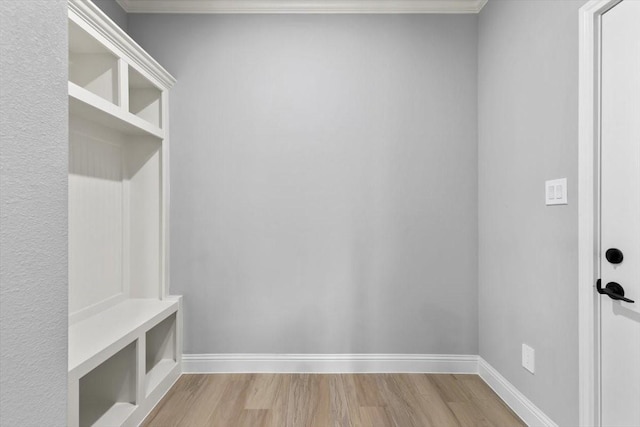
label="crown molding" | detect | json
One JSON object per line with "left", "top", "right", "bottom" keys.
{"left": 70, "top": 0, "right": 176, "bottom": 88}
{"left": 115, "top": 0, "right": 488, "bottom": 14}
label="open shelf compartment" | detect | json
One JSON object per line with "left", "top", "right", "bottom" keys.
{"left": 129, "top": 66, "right": 163, "bottom": 129}
{"left": 68, "top": 117, "right": 163, "bottom": 324}
{"left": 145, "top": 313, "right": 177, "bottom": 396}
{"left": 69, "top": 20, "right": 119, "bottom": 106}
{"left": 69, "top": 82, "right": 164, "bottom": 139}
{"left": 79, "top": 342, "right": 137, "bottom": 427}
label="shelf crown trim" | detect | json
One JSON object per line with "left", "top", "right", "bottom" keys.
{"left": 69, "top": 0, "right": 176, "bottom": 88}
{"left": 115, "top": 0, "right": 488, "bottom": 14}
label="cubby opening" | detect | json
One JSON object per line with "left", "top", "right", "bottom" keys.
{"left": 79, "top": 342, "right": 137, "bottom": 427}
{"left": 69, "top": 118, "right": 162, "bottom": 322}
{"left": 69, "top": 21, "right": 119, "bottom": 105}
{"left": 145, "top": 313, "right": 177, "bottom": 396}
{"left": 129, "top": 66, "right": 162, "bottom": 128}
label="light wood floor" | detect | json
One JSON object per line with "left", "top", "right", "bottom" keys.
{"left": 143, "top": 374, "right": 525, "bottom": 427}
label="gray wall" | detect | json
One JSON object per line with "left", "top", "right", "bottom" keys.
{"left": 94, "top": 0, "right": 128, "bottom": 31}
{"left": 128, "top": 14, "right": 479, "bottom": 354}
{"left": 478, "top": 1, "right": 585, "bottom": 425}
{"left": 0, "top": 1, "right": 68, "bottom": 426}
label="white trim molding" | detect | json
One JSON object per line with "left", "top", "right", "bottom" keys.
{"left": 116, "top": 0, "right": 488, "bottom": 14}
{"left": 70, "top": 0, "right": 176, "bottom": 88}
{"left": 183, "top": 353, "right": 478, "bottom": 373}
{"left": 478, "top": 358, "right": 558, "bottom": 427}
{"left": 578, "top": 1, "right": 622, "bottom": 426}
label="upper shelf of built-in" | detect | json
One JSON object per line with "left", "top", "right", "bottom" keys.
{"left": 68, "top": 0, "right": 175, "bottom": 139}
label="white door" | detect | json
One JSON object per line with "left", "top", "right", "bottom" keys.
{"left": 600, "top": 0, "right": 640, "bottom": 426}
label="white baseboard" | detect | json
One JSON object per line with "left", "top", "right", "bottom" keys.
{"left": 478, "top": 357, "right": 558, "bottom": 427}
{"left": 183, "top": 353, "right": 478, "bottom": 374}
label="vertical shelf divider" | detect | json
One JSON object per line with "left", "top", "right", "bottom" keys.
{"left": 136, "top": 334, "right": 147, "bottom": 406}
{"left": 118, "top": 59, "right": 129, "bottom": 112}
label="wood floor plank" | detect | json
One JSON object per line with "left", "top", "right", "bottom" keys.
{"left": 285, "top": 374, "right": 330, "bottom": 427}
{"left": 406, "top": 374, "right": 462, "bottom": 426}
{"left": 140, "top": 377, "right": 183, "bottom": 426}
{"left": 359, "top": 406, "right": 395, "bottom": 427}
{"left": 173, "top": 374, "right": 232, "bottom": 426}
{"left": 206, "top": 375, "right": 253, "bottom": 427}
{"left": 354, "top": 374, "right": 386, "bottom": 407}
{"left": 447, "top": 401, "right": 495, "bottom": 427}
{"left": 142, "top": 374, "right": 208, "bottom": 426}
{"left": 245, "top": 374, "right": 281, "bottom": 410}
{"left": 376, "top": 374, "right": 435, "bottom": 427}
{"left": 455, "top": 374, "right": 500, "bottom": 401}
{"left": 430, "top": 374, "right": 474, "bottom": 403}
{"left": 409, "top": 373, "right": 443, "bottom": 401}
{"left": 142, "top": 373, "right": 525, "bottom": 427}
{"left": 338, "top": 374, "right": 364, "bottom": 426}
{"left": 472, "top": 396, "right": 526, "bottom": 427}
{"left": 312, "top": 375, "right": 331, "bottom": 426}
{"left": 452, "top": 374, "right": 524, "bottom": 426}
{"left": 236, "top": 409, "right": 269, "bottom": 427}
{"left": 328, "top": 375, "right": 354, "bottom": 427}
{"left": 267, "top": 374, "right": 290, "bottom": 427}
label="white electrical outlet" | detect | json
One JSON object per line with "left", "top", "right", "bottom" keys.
{"left": 522, "top": 343, "right": 535, "bottom": 374}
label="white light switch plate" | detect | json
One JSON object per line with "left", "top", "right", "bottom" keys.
{"left": 522, "top": 343, "right": 535, "bottom": 374}
{"left": 545, "top": 178, "right": 567, "bottom": 205}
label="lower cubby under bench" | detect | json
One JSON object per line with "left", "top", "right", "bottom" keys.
{"left": 68, "top": 297, "right": 182, "bottom": 427}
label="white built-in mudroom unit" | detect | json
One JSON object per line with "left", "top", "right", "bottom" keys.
{"left": 67, "top": 2, "right": 181, "bottom": 425}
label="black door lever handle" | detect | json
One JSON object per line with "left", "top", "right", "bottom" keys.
{"left": 596, "top": 279, "right": 635, "bottom": 303}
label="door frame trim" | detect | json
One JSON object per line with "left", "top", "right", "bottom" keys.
{"left": 578, "top": 1, "right": 622, "bottom": 425}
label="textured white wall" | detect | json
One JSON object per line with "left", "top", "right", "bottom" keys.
{"left": 128, "top": 14, "right": 479, "bottom": 355}
{"left": 0, "top": 1, "right": 68, "bottom": 425}
{"left": 478, "top": 1, "right": 586, "bottom": 425}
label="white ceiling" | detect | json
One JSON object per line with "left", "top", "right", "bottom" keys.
{"left": 115, "top": 0, "right": 488, "bottom": 14}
